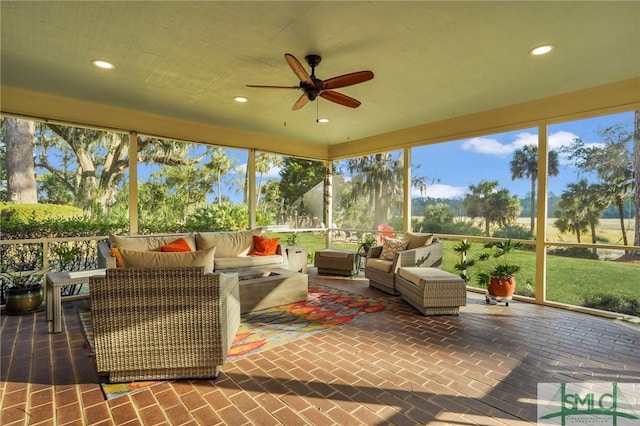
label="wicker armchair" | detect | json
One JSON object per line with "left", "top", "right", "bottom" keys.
{"left": 90, "top": 267, "right": 240, "bottom": 383}
{"left": 364, "top": 239, "right": 443, "bottom": 295}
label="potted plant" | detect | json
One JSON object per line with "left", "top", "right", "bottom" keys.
{"left": 1, "top": 269, "right": 44, "bottom": 314}
{"left": 478, "top": 239, "right": 523, "bottom": 303}
{"left": 285, "top": 232, "right": 299, "bottom": 247}
{"left": 356, "top": 233, "right": 378, "bottom": 272}
{"left": 356, "top": 233, "right": 378, "bottom": 255}
{"left": 454, "top": 239, "right": 523, "bottom": 305}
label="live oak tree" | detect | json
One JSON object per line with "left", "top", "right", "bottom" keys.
{"left": 2, "top": 118, "right": 237, "bottom": 221}
{"left": 2, "top": 118, "right": 37, "bottom": 204}
{"left": 561, "top": 122, "right": 636, "bottom": 247}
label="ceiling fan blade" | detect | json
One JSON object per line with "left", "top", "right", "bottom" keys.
{"left": 320, "top": 90, "right": 361, "bottom": 108}
{"left": 285, "top": 53, "right": 313, "bottom": 85}
{"left": 292, "top": 93, "right": 309, "bottom": 111}
{"left": 246, "top": 84, "right": 301, "bottom": 90}
{"left": 322, "top": 71, "right": 374, "bottom": 90}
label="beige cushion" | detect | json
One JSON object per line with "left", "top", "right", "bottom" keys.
{"left": 316, "top": 249, "right": 354, "bottom": 259}
{"left": 365, "top": 258, "right": 394, "bottom": 273}
{"left": 398, "top": 266, "right": 460, "bottom": 285}
{"left": 109, "top": 233, "right": 196, "bottom": 252}
{"left": 118, "top": 246, "right": 216, "bottom": 273}
{"left": 215, "top": 254, "right": 283, "bottom": 270}
{"left": 405, "top": 232, "right": 434, "bottom": 250}
{"left": 380, "top": 237, "right": 408, "bottom": 260}
{"left": 195, "top": 229, "right": 261, "bottom": 257}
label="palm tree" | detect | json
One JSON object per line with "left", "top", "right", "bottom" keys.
{"left": 554, "top": 179, "right": 605, "bottom": 244}
{"left": 510, "top": 144, "right": 559, "bottom": 232}
{"left": 345, "top": 152, "right": 403, "bottom": 228}
{"left": 207, "top": 148, "right": 232, "bottom": 205}
{"left": 463, "top": 180, "right": 521, "bottom": 236}
{"left": 254, "top": 153, "right": 283, "bottom": 211}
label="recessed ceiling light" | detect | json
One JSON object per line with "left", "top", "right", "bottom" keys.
{"left": 234, "top": 96, "right": 248, "bottom": 103}
{"left": 91, "top": 59, "right": 115, "bottom": 69}
{"left": 529, "top": 45, "right": 554, "bottom": 56}
{"left": 317, "top": 118, "right": 329, "bottom": 123}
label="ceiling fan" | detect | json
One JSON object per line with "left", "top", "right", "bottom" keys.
{"left": 246, "top": 53, "right": 374, "bottom": 111}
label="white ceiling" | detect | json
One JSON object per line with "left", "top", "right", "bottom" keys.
{"left": 1, "top": 1, "right": 639, "bottom": 147}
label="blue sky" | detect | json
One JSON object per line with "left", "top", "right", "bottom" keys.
{"left": 409, "top": 111, "right": 633, "bottom": 200}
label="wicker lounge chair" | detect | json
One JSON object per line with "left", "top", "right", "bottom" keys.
{"left": 90, "top": 267, "right": 240, "bottom": 383}
{"left": 364, "top": 238, "right": 443, "bottom": 295}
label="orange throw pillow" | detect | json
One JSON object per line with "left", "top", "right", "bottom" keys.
{"left": 160, "top": 237, "right": 193, "bottom": 252}
{"left": 109, "top": 247, "right": 124, "bottom": 267}
{"left": 249, "top": 235, "right": 280, "bottom": 256}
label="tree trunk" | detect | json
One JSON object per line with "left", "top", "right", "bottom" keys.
{"left": 634, "top": 110, "right": 640, "bottom": 249}
{"left": 4, "top": 118, "right": 38, "bottom": 204}
{"left": 590, "top": 222, "right": 597, "bottom": 255}
{"left": 530, "top": 176, "right": 536, "bottom": 232}
{"left": 615, "top": 195, "right": 629, "bottom": 246}
{"left": 373, "top": 181, "right": 388, "bottom": 227}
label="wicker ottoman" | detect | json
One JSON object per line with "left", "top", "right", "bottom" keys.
{"left": 314, "top": 249, "right": 357, "bottom": 276}
{"left": 396, "top": 267, "right": 467, "bottom": 315}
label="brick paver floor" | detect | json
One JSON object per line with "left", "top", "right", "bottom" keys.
{"left": 1, "top": 271, "right": 639, "bottom": 425}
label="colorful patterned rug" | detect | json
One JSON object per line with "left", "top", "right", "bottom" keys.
{"left": 79, "top": 283, "right": 395, "bottom": 400}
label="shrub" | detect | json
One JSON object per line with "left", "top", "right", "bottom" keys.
{"left": 493, "top": 224, "right": 534, "bottom": 241}
{"left": 0, "top": 202, "right": 83, "bottom": 223}
{"left": 414, "top": 219, "right": 483, "bottom": 236}
{"left": 548, "top": 247, "right": 599, "bottom": 260}
{"left": 582, "top": 294, "right": 640, "bottom": 317}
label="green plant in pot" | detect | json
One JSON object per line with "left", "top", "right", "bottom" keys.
{"left": 285, "top": 232, "right": 299, "bottom": 247}
{"left": 1, "top": 268, "right": 44, "bottom": 314}
{"left": 453, "top": 239, "right": 523, "bottom": 303}
{"left": 453, "top": 239, "right": 475, "bottom": 284}
{"left": 477, "top": 239, "right": 523, "bottom": 301}
{"left": 357, "top": 233, "right": 378, "bottom": 255}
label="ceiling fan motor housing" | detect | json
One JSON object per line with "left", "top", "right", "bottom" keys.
{"left": 302, "top": 78, "right": 323, "bottom": 100}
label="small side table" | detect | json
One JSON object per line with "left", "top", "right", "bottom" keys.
{"left": 314, "top": 249, "right": 357, "bottom": 276}
{"left": 46, "top": 269, "right": 105, "bottom": 333}
{"left": 286, "top": 246, "right": 308, "bottom": 273}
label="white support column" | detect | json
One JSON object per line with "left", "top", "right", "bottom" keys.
{"left": 535, "top": 124, "right": 548, "bottom": 304}
{"left": 403, "top": 148, "right": 412, "bottom": 235}
{"left": 248, "top": 149, "right": 257, "bottom": 230}
{"left": 128, "top": 132, "right": 138, "bottom": 235}
{"left": 325, "top": 161, "right": 333, "bottom": 248}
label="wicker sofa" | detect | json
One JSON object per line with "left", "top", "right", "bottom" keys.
{"left": 90, "top": 267, "right": 240, "bottom": 382}
{"left": 364, "top": 234, "right": 443, "bottom": 295}
{"left": 98, "top": 229, "right": 288, "bottom": 272}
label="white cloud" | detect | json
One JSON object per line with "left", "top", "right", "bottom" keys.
{"left": 461, "top": 130, "right": 583, "bottom": 162}
{"left": 548, "top": 130, "right": 577, "bottom": 150}
{"left": 412, "top": 183, "right": 465, "bottom": 199}
{"left": 461, "top": 137, "right": 512, "bottom": 157}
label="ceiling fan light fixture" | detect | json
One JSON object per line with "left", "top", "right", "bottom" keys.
{"left": 529, "top": 44, "right": 554, "bottom": 56}
{"left": 234, "top": 96, "right": 248, "bottom": 103}
{"left": 91, "top": 59, "right": 115, "bottom": 69}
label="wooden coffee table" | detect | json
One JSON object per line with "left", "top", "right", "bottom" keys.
{"left": 237, "top": 268, "right": 308, "bottom": 313}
